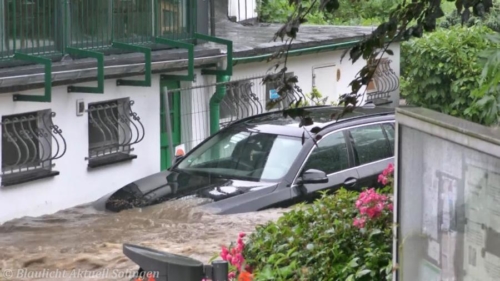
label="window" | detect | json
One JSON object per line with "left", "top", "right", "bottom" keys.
{"left": 365, "top": 58, "right": 399, "bottom": 103}
{"left": 220, "top": 80, "right": 256, "bottom": 123}
{"left": 1, "top": 110, "right": 67, "bottom": 186}
{"left": 87, "top": 98, "right": 145, "bottom": 168}
{"left": 158, "top": 0, "right": 189, "bottom": 37}
{"left": 176, "top": 126, "right": 303, "bottom": 182}
{"left": 302, "top": 131, "right": 349, "bottom": 174}
{"left": 382, "top": 123, "right": 395, "bottom": 152}
{"left": 348, "top": 124, "right": 392, "bottom": 166}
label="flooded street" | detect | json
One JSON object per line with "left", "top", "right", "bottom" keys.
{"left": 0, "top": 199, "right": 289, "bottom": 281}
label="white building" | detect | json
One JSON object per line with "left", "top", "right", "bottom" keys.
{"left": 0, "top": 0, "right": 400, "bottom": 223}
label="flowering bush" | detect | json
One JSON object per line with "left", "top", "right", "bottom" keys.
{"left": 353, "top": 163, "right": 394, "bottom": 229}
{"left": 207, "top": 232, "right": 253, "bottom": 281}
{"left": 213, "top": 163, "right": 395, "bottom": 281}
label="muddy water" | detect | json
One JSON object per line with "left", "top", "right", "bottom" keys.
{"left": 0, "top": 199, "right": 289, "bottom": 281}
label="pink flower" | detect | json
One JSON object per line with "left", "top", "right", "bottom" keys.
{"left": 387, "top": 203, "right": 393, "bottom": 211}
{"left": 228, "top": 272, "right": 236, "bottom": 279}
{"left": 353, "top": 217, "right": 366, "bottom": 228}
{"left": 378, "top": 174, "right": 388, "bottom": 185}
{"left": 387, "top": 163, "right": 394, "bottom": 174}
{"left": 239, "top": 232, "right": 246, "bottom": 238}
{"left": 366, "top": 207, "right": 377, "bottom": 219}
{"left": 221, "top": 246, "right": 229, "bottom": 260}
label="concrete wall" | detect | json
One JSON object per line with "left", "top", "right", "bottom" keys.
{"left": 0, "top": 71, "right": 196, "bottom": 223}
{"left": 393, "top": 107, "right": 500, "bottom": 281}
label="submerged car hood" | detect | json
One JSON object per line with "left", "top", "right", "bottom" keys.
{"left": 93, "top": 169, "right": 277, "bottom": 212}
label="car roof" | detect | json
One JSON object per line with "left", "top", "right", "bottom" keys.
{"left": 225, "top": 105, "right": 396, "bottom": 139}
{"left": 233, "top": 104, "right": 393, "bottom": 129}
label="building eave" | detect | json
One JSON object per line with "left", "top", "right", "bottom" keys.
{"left": 0, "top": 48, "right": 224, "bottom": 94}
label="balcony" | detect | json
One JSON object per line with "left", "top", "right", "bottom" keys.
{"left": 0, "top": 0, "right": 197, "bottom": 63}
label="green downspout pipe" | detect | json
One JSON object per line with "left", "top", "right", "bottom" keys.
{"left": 210, "top": 74, "right": 231, "bottom": 135}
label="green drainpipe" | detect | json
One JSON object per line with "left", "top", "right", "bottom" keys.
{"left": 210, "top": 74, "right": 231, "bottom": 135}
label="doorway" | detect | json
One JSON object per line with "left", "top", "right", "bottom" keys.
{"left": 160, "top": 79, "right": 181, "bottom": 170}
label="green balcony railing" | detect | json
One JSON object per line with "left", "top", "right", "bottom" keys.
{"left": 0, "top": 0, "right": 63, "bottom": 61}
{"left": 0, "top": 0, "right": 197, "bottom": 62}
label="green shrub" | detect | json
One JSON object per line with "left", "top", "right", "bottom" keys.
{"left": 242, "top": 192, "right": 392, "bottom": 281}
{"left": 235, "top": 165, "right": 395, "bottom": 281}
{"left": 400, "top": 25, "right": 497, "bottom": 124}
{"left": 439, "top": 4, "right": 500, "bottom": 32}
{"left": 256, "top": 0, "right": 399, "bottom": 26}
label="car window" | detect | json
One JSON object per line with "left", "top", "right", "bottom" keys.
{"left": 176, "top": 127, "right": 303, "bottom": 182}
{"left": 382, "top": 123, "right": 395, "bottom": 152}
{"left": 302, "top": 131, "right": 349, "bottom": 175}
{"left": 349, "top": 124, "right": 391, "bottom": 165}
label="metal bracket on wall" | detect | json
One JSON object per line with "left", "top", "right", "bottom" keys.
{"left": 154, "top": 37, "right": 195, "bottom": 81}
{"left": 112, "top": 42, "right": 152, "bottom": 87}
{"left": 66, "top": 48, "right": 104, "bottom": 94}
{"left": 12, "top": 53, "right": 52, "bottom": 102}
{"left": 194, "top": 33, "right": 233, "bottom": 76}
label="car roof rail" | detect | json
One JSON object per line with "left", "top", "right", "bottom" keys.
{"left": 227, "top": 105, "right": 332, "bottom": 127}
{"left": 316, "top": 109, "right": 395, "bottom": 134}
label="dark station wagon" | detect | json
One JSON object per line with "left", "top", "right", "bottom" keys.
{"left": 93, "top": 105, "right": 396, "bottom": 214}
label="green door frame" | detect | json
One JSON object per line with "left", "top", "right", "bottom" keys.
{"left": 160, "top": 80, "right": 181, "bottom": 170}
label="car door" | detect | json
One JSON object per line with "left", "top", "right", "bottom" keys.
{"left": 291, "top": 130, "right": 359, "bottom": 203}
{"left": 346, "top": 122, "right": 395, "bottom": 189}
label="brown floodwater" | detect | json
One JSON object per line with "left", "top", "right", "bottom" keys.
{"left": 0, "top": 198, "right": 289, "bottom": 281}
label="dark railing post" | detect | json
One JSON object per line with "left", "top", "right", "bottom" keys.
{"left": 211, "top": 260, "right": 229, "bottom": 281}
{"left": 209, "top": 0, "right": 215, "bottom": 36}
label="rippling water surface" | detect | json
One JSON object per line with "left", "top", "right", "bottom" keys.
{"left": 0, "top": 199, "right": 289, "bottom": 281}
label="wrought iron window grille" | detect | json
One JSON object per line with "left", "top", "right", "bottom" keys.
{"left": 1, "top": 110, "right": 67, "bottom": 186}
{"left": 220, "top": 80, "right": 263, "bottom": 127}
{"left": 366, "top": 59, "right": 400, "bottom": 103}
{"left": 218, "top": 74, "right": 307, "bottom": 129}
{"left": 86, "top": 98, "right": 145, "bottom": 168}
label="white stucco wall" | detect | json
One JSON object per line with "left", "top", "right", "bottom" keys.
{"left": 232, "top": 42, "right": 401, "bottom": 106}
{"left": 0, "top": 74, "right": 164, "bottom": 223}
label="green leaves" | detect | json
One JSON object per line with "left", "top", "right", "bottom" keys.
{"left": 319, "top": 0, "right": 341, "bottom": 13}
{"left": 243, "top": 188, "right": 394, "bottom": 281}
{"left": 401, "top": 25, "right": 498, "bottom": 125}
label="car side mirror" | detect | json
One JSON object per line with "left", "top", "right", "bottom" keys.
{"left": 297, "top": 169, "right": 328, "bottom": 184}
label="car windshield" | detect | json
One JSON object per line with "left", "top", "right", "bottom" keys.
{"left": 175, "top": 126, "right": 304, "bottom": 182}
